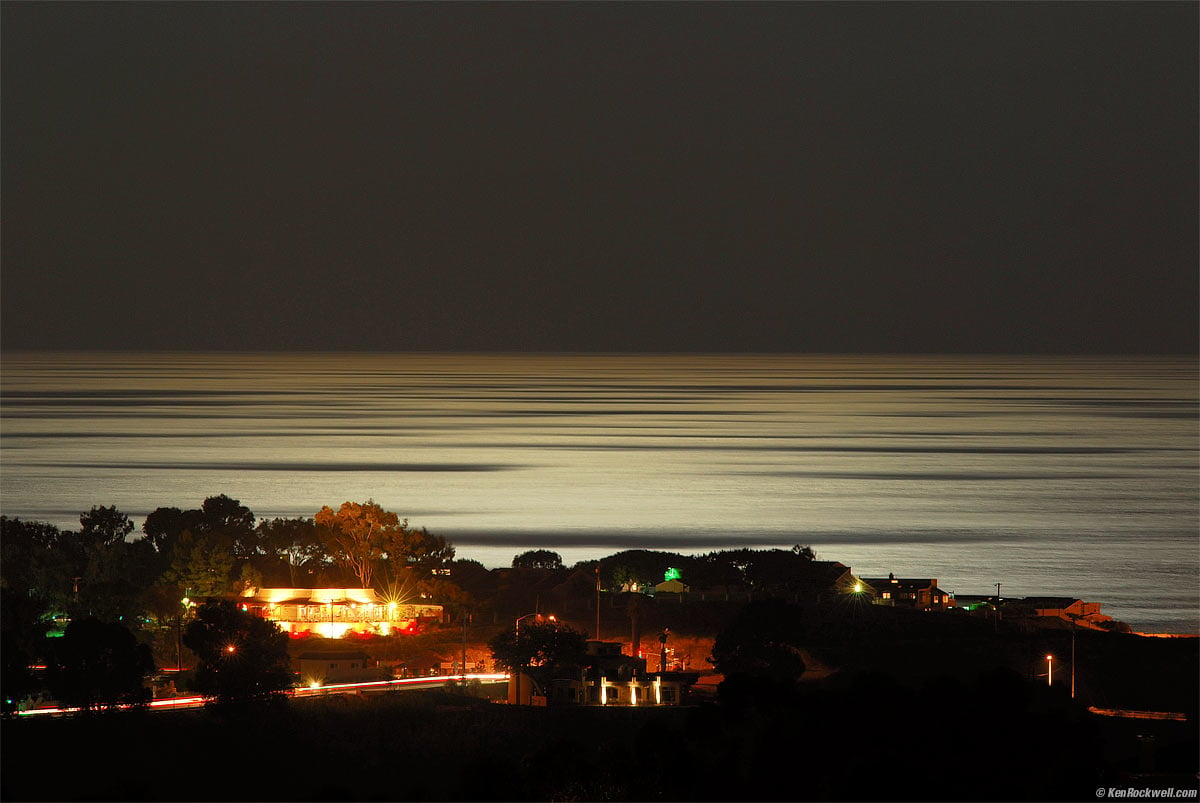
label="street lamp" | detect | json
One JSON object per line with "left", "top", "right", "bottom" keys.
{"left": 1046, "top": 654, "right": 1053, "bottom": 687}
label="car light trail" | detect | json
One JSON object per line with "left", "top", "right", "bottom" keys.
{"left": 15, "top": 674, "right": 510, "bottom": 717}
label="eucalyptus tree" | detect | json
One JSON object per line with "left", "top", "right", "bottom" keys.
{"left": 315, "top": 500, "right": 454, "bottom": 589}
{"left": 256, "top": 516, "right": 326, "bottom": 586}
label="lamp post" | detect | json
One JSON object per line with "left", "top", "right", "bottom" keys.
{"left": 1046, "top": 654, "right": 1053, "bottom": 687}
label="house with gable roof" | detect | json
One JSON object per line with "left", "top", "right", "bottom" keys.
{"left": 861, "top": 573, "right": 955, "bottom": 611}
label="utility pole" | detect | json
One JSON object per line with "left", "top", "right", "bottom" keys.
{"left": 595, "top": 565, "right": 601, "bottom": 640}
{"left": 994, "top": 582, "right": 1002, "bottom": 632}
{"left": 461, "top": 610, "right": 469, "bottom": 682}
{"left": 1071, "top": 618, "right": 1077, "bottom": 699}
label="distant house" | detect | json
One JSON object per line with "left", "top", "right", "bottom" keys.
{"left": 295, "top": 650, "right": 376, "bottom": 685}
{"left": 239, "top": 587, "right": 444, "bottom": 638}
{"left": 654, "top": 578, "right": 689, "bottom": 595}
{"left": 1005, "top": 596, "right": 1112, "bottom": 628}
{"left": 861, "top": 573, "right": 955, "bottom": 611}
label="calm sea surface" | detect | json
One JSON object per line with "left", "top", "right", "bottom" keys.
{"left": 1, "top": 352, "right": 1196, "bottom": 633}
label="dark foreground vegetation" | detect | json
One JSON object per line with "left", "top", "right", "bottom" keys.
{"left": 3, "top": 598, "right": 1197, "bottom": 802}
{"left": 2, "top": 667, "right": 1196, "bottom": 803}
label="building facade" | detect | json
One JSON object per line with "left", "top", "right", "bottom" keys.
{"left": 240, "top": 587, "right": 444, "bottom": 637}
{"left": 862, "top": 573, "right": 955, "bottom": 610}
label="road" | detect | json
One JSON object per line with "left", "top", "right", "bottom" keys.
{"left": 15, "top": 673, "right": 510, "bottom": 717}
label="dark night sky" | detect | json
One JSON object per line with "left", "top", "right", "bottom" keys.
{"left": 2, "top": 1, "right": 1196, "bottom": 353}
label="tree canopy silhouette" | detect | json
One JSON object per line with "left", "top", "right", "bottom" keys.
{"left": 710, "top": 598, "right": 808, "bottom": 704}
{"left": 489, "top": 619, "right": 587, "bottom": 675}
{"left": 45, "top": 617, "right": 154, "bottom": 712}
{"left": 512, "top": 549, "right": 563, "bottom": 570}
{"left": 183, "top": 599, "right": 292, "bottom": 706}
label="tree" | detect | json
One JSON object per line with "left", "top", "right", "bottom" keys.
{"left": 697, "top": 547, "right": 818, "bottom": 592}
{"left": 710, "top": 598, "right": 808, "bottom": 703}
{"left": 792, "top": 544, "right": 817, "bottom": 561}
{"left": 0, "top": 517, "right": 68, "bottom": 610}
{"left": 183, "top": 599, "right": 292, "bottom": 705}
{"left": 1, "top": 630, "right": 40, "bottom": 716}
{"left": 380, "top": 524, "right": 455, "bottom": 583}
{"left": 314, "top": 501, "right": 451, "bottom": 589}
{"left": 199, "top": 493, "right": 256, "bottom": 533}
{"left": 45, "top": 618, "right": 154, "bottom": 712}
{"left": 79, "top": 505, "right": 134, "bottom": 547}
{"left": 161, "top": 529, "right": 235, "bottom": 599}
{"left": 256, "top": 517, "right": 326, "bottom": 586}
{"left": 447, "top": 559, "right": 493, "bottom": 595}
{"left": 596, "top": 549, "right": 696, "bottom": 589}
{"left": 512, "top": 550, "right": 564, "bottom": 570}
{"left": 416, "top": 575, "right": 473, "bottom": 610}
{"left": 142, "top": 506, "right": 201, "bottom": 554}
{"left": 489, "top": 619, "right": 587, "bottom": 676}
{"left": 198, "top": 494, "right": 258, "bottom": 558}
{"left": 1, "top": 586, "right": 53, "bottom": 715}
{"left": 77, "top": 535, "right": 158, "bottom": 624}
{"left": 142, "top": 495, "right": 256, "bottom": 567}
{"left": 314, "top": 500, "right": 402, "bottom": 588}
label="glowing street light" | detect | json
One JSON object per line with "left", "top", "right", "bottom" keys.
{"left": 1046, "top": 654, "right": 1053, "bottom": 687}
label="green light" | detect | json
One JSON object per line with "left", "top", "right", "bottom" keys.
{"left": 663, "top": 568, "right": 681, "bottom": 582}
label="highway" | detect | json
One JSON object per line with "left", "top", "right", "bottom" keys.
{"left": 15, "top": 673, "right": 510, "bottom": 717}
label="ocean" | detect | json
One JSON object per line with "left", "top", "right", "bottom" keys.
{"left": 1, "top": 352, "right": 1196, "bottom": 634}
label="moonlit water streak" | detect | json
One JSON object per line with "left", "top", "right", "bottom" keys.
{"left": 1, "top": 352, "right": 1196, "bottom": 633}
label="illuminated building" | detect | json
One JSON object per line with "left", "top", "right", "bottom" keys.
{"left": 860, "top": 573, "right": 955, "bottom": 610}
{"left": 510, "top": 640, "right": 700, "bottom": 706}
{"left": 239, "top": 587, "right": 443, "bottom": 638}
